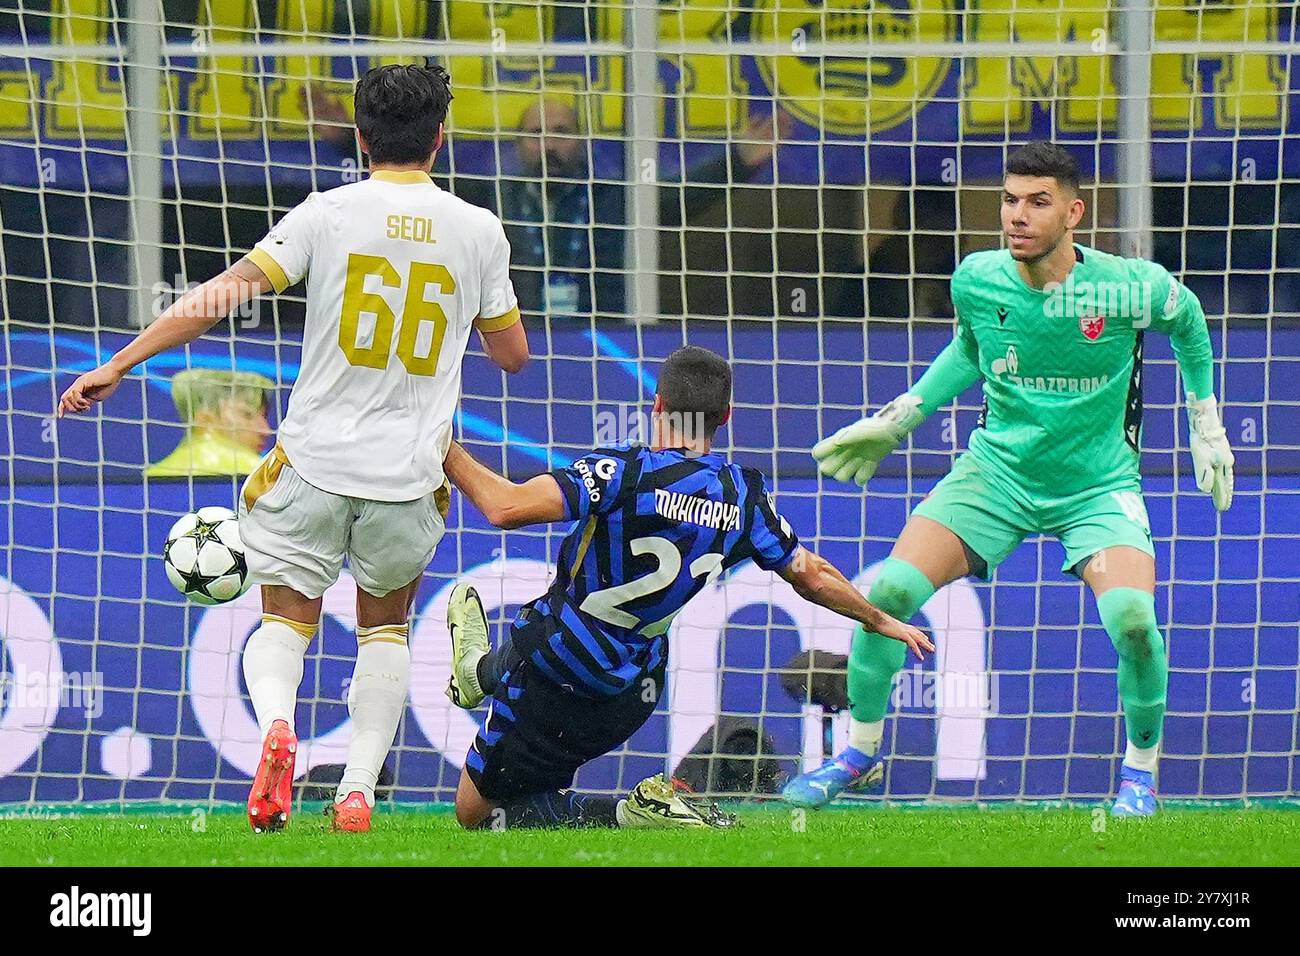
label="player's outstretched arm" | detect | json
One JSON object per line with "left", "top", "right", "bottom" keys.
{"left": 814, "top": 316, "right": 981, "bottom": 487}
{"left": 58, "top": 258, "right": 274, "bottom": 417}
{"left": 778, "top": 547, "right": 934, "bottom": 660}
{"left": 443, "top": 440, "right": 567, "bottom": 529}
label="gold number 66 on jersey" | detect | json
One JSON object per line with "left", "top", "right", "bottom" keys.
{"left": 338, "top": 253, "right": 455, "bottom": 376}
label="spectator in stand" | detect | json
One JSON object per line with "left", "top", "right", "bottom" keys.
{"left": 463, "top": 98, "right": 789, "bottom": 319}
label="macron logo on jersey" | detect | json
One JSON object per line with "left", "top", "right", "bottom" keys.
{"left": 655, "top": 489, "right": 742, "bottom": 531}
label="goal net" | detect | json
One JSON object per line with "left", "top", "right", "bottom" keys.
{"left": 0, "top": 0, "right": 1296, "bottom": 807}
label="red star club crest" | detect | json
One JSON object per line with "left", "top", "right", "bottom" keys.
{"left": 1079, "top": 315, "right": 1105, "bottom": 341}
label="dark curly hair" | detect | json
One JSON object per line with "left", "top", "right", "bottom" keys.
{"left": 1006, "top": 141, "right": 1081, "bottom": 194}
{"left": 354, "top": 63, "right": 453, "bottom": 166}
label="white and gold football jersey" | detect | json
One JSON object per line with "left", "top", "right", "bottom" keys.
{"left": 247, "top": 169, "right": 519, "bottom": 502}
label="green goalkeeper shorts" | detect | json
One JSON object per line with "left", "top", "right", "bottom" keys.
{"left": 910, "top": 451, "right": 1155, "bottom": 579}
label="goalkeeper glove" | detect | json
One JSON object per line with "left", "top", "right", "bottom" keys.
{"left": 812, "top": 393, "right": 926, "bottom": 486}
{"left": 1187, "top": 394, "right": 1234, "bottom": 511}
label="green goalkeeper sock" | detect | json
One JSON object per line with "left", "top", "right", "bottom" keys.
{"left": 847, "top": 557, "right": 936, "bottom": 725}
{"left": 1097, "top": 587, "right": 1169, "bottom": 750}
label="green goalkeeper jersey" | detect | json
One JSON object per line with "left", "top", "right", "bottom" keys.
{"left": 915, "top": 244, "right": 1216, "bottom": 499}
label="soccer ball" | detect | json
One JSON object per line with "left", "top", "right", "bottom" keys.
{"left": 162, "top": 506, "right": 251, "bottom": 605}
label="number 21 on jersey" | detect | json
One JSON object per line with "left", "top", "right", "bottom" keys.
{"left": 338, "top": 253, "right": 454, "bottom": 376}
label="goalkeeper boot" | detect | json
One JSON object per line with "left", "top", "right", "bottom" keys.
{"left": 1111, "top": 766, "right": 1158, "bottom": 818}
{"left": 446, "top": 583, "right": 489, "bottom": 709}
{"left": 329, "top": 791, "right": 372, "bottom": 833}
{"left": 248, "top": 719, "right": 297, "bottom": 833}
{"left": 780, "top": 747, "right": 882, "bottom": 809}
{"left": 617, "top": 774, "right": 737, "bottom": 829}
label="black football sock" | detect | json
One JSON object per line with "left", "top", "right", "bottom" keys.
{"left": 477, "top": 791, "right": 621, "bottom": 830}
{"left": 474, "top": 647, "right": 507, "bottom": 696}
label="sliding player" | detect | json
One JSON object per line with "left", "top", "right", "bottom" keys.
{"left": 438, "top": 346, "right": 932, "bottom": 829}
{"left": 59, "top": 64, "right": 529, "bottom": 833}
{"left": 782, "top": 141, "right": 1233, "bottom": 817}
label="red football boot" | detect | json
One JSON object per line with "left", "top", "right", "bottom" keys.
{"left": 248, "top": 719, "right": 297, "bottom": 833}
{"left": 330, "top": 791, "right": 372, "bottom": 833}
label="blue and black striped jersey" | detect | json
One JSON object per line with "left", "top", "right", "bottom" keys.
{"left": 513, "top": 443, "right": 800, "bottom": 696}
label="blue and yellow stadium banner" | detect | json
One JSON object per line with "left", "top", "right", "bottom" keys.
{"left": 0, "top": 0, "right": 1296, "bottom": 186}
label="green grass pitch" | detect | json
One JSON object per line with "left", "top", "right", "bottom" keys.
{"left": 2, "top": 802, "right": 1298, "bottom": 866}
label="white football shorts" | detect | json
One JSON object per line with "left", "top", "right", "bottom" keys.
{"left": 237, "top": 443, "right": 449, "bottom": 599}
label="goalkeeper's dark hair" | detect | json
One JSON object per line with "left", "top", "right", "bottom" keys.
{"left": 1005, "top": 141, "right": 1081, "bottom": 194}
{"left": 354, "top": 63, "right": 453, "bottom": 166}
{"left": 658, "top": 346, "right": 732, "bottom": 437}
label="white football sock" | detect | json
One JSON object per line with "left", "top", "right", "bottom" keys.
{"left": 337, "top": 623, "right": 411, "bottom": 806}
{"left": 1125, "top": 740, "right": 1160, "bottom": 774}
{"left": 849, "top": 718, "right": 885, "bottom": 756}
{"left": 242, "top": 615, "right": 315, "bottom": 739}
